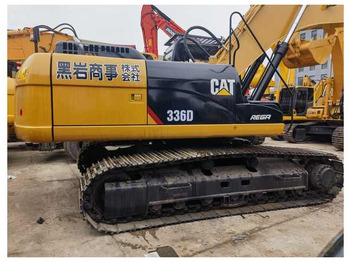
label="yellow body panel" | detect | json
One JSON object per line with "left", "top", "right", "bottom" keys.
{"left": 283, "top": 115, "right": 343, "bottom": 122}
{"left": 7, "top": 28, "right": 75, "bottom": 140}
{"left": 53, "top": 86, "right": 147, "bottom": 125}
{"left": 51, "top": 54, "right": 147, "bottom": 126}
{"left": 15, "top": 85, "right": 52, "bottom": 142}
{"left": 14, "top": 54, "right": 52, "bottom": 142}
{"left": 147, "top": 114, "right": 158, "bottom": 125}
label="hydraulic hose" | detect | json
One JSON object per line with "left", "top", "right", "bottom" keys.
{"left": 183, "top": 25, "right": 225, "bottom": 62}
{"left": 173, "top": 37, "right": 210, "bottom": 61}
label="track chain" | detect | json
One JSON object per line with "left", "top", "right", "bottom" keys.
{"left": 78, "top": 144, "right": 342, "bottom": 234}
{"left": 332, "top": 127, "right": 344, "bottom": 151}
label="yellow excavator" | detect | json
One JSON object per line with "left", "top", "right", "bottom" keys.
{"left": 265, "top": 27, "right": 344, "bottom": 150}
{"left": 14, "top": 5, "right": 343, "bottom": 233}
{"left": 278, "top": 28, "right": 343, "bottom": 150}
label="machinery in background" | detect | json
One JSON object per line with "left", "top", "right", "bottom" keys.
{"left": 277, "top": 28, "right": 343, "bottom": 150}
{"left": 141, "top": 5, "right": 185, "bottom": 58}
{"left": 141, "top": 4, "right": 278, "bottom": 98}
{"left": 14, "top": 5, "right": 343, "bottom": 233}
{"left": 141, "top": 5, "right": 223, "bottom": 62}
{"left": 7, "top": 77, "right": 16, "bottom": 141}
{"left": 244, "top": 62, "right": 295, "bottom": 102}
{"left": 268, "top": 27, "right": 343, "bottom": 151}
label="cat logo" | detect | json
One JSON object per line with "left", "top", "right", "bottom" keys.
{"left": 210, "top": 79, "right": 235, "bottom": 96}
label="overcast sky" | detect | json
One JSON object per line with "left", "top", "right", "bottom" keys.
{"left": 8, "top": 5, "right": 249, "bottom": 54}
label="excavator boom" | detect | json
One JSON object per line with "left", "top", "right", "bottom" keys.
{"left": 141, "top": 5, "right": 186, "bottom": 57}
{"left": 7, "top": 28, "right": 74, "bottom": 61}
{"left": 210, "top": 5, "right": 343, "bottom": 74}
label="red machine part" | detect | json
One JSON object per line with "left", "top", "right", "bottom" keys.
{"left": 141, "top": 5, "right": 186, "bottom": 57}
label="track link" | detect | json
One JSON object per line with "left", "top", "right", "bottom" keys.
{"left": 332, "top": 127, "right": 343, "bottom": 151}
{"left": 84, "top": 196, "right": 332, "bottom": 234}
{"left": 78, "top": 144, "right": 343, "bottom": 234}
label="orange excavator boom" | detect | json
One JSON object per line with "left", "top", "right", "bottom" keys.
{"left": 141, "top": 5, "right": 186, "bottom": 57}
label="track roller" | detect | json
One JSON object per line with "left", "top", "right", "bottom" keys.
{"left": 307, "top": 163, "right": 336, "bottom": 192}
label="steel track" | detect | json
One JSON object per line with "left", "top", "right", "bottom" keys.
{"left": 78, "top": 144, "right": 343, "bottom": 234}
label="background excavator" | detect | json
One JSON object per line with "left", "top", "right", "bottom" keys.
{"left": 141, "top": 4, "right": 225, "bottom": 63}
{"left": 13, "top": 5, "right": 343, "bottom": 234}
{"left": 141, "top": 4, "right": 185, "bottom": 59}
{"left": 277, "top": 28, "right": 343, "bottom": 150}
{"left": 257, "top": 25, "right": 343, "bottom": 150}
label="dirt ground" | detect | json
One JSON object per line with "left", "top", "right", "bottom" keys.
{"left": 7, "top": 138, "right": 343, "bottom": 257}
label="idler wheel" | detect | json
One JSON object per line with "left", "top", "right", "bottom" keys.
{"left": 307, "top": 163, "right": 336, "bottom": 191}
